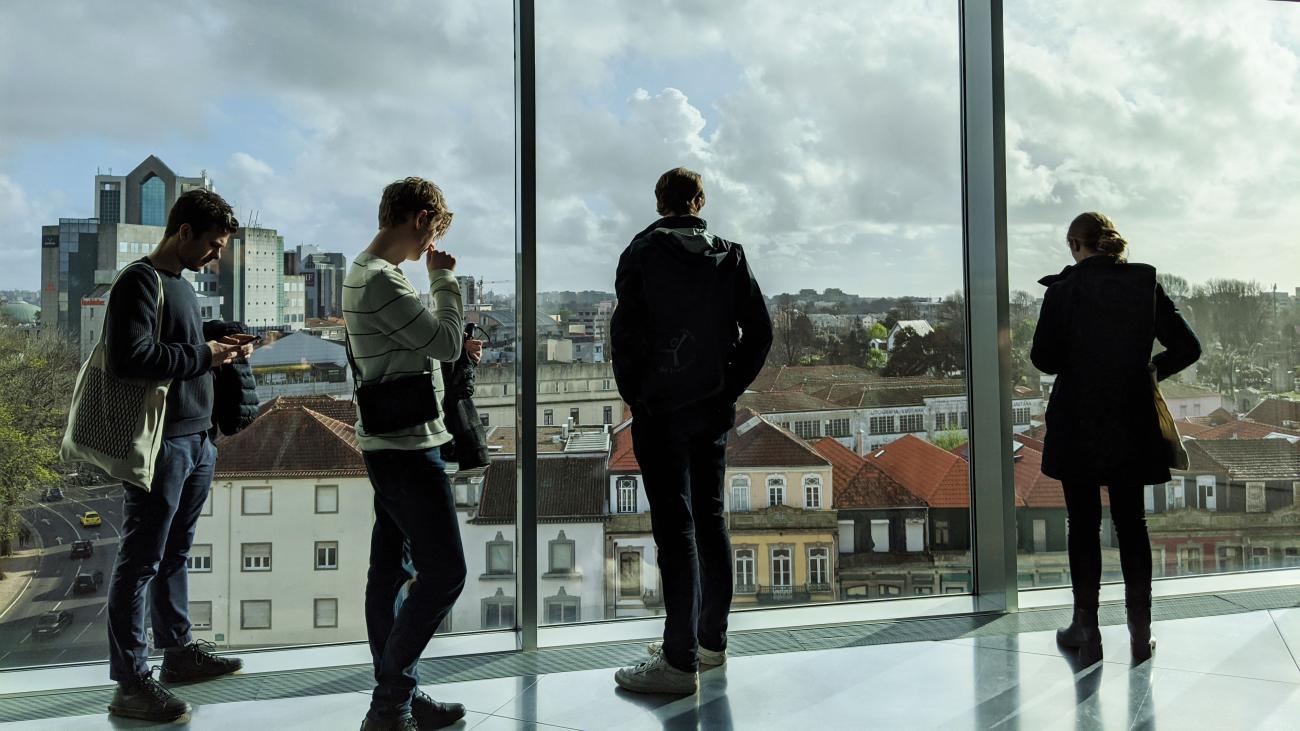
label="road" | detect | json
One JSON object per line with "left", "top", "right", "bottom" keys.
{"left": 0, "top": 484, "right": 126, "bottom": 670}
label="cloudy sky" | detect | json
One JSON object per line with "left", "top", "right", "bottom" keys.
{"left": 1, "top": 0, "right": 1297, "bottom": 300}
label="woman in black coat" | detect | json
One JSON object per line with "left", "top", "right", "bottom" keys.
{"left": 1031, "top": 212, "right": 1201, "bottom": 666}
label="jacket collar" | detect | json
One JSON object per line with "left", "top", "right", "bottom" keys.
{"left": 1037, "top": 254, "right": 1118, "bottom": 286}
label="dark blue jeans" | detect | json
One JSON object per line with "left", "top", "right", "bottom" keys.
{"left": 631, "top": 402, "right": 735, "bottom": 673}
{"left": 362, "top": 446, "right": 467, "bottom": 720}
{"left": 107, "top": 432, "right": 215, "bottom": 682}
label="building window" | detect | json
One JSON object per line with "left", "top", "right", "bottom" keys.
{"left": 730, "top": 476, "right": 751, "bottom": 512}
{"left": 190, "top": 601, "right": 212, "bottom": 631}
{"left": 827, "top": 418, "right": 851, "bottom": 437}
{"left": 808, "top": 547, "right": 829, "bottom": 589}
{"left": 1218, "top": 545, "right": 1243, "bottom": 572}
{"left": 1250, "top": 546, "right": 1271, "bottom": 570}
{"left": 1285, "top": 547, "right": 1300, "bottom": 568}
{"left": 569, "top": 408, "right": 580, "bottom": 425}
{"left": 1012, "top": 405, "right": 1031, "bottom": 425}
{"left": 240, "top": 600, "right": 271, "bottom": 630}
{"left": 879, "top": 584, "right": 903, "bottom": 597}
{"left": 544, "top": 409, "right": 554, "bottom": 426}
{"left": 619, "top": 551, "right": 642, "bottom": 598}
{"left": 616, "top": 478, "right": 638, "bottom": 514}
{"left": 603, "top": 406, "right": 613, "bottom": 424}
{"left": 1246, "top": 482, "right": 1267, "bottom": 513}
{"left": 871, "top": 519, "right": 890, "bottom": 553}
{"left": 905, "top": 519, "right": 924, "bottom": 552}
{"left": 934, "top": 520, "right": 951, "bottom": 546}
{"left": 548, "top": 531, "right": 576, "bottom": 574}
{"left": 242, "top": 486, "right": 272, "bottom": 515}
{"left": 734, "top": 548, "right": 756, "bottom": 593}
{"left": 603, "top": 379, "right": 612, "bottom": 391}
{"left": 315, "top": 484, "right": 339, "bottom": 514}
{"left": 241, "top": 543, "right": 272, "bottom": 572}
{"left": 899, "top": 414, "right": 925, "bottom": 433}
{"left": 767, "top": 475, "right": 786, "bottom": 507}
{"left": 314, "top": 598, "right": 338, "bottom": 628}
{"left": 837, "top": 520, "right": 855, "bottom": 554}
{"left": 1165, "top": 478, "right": 1185, "bottom": 510}
{"left": 792, "top": 420, "right": 821, "bottom": 439}
{"left": 869, "top": 416, "right": 897, "bottom": 434}
{"left": 201, "top": 492, "right": 213, "bottom": 517}
{"left": 770, "top": 548, "right": 792, "bottom": 589}
{"left": 803, "top": 474, "right": 822, "bottom": 509}
{"left": 1144, "top": 485, "right": 1156, "bottom": 513}
{"left": 480, "top": 413, "right": 490, "bottom": 427}
{"left": 1179, "top": 547, "right": 1203, "bottom": 574}
{"left": 187, "top": 544, "right": 212, "bottom": 573}
{"left": 140, "top": 175, "right": 166, "bottom": 227}
{"left": 482, "top": 589, "right": 515, "bottom": 629}
{"left": 935, "top": 413, "right": 947, "bottom": 431}
{"left": 545, "top": 588, "right": 580, "bottom": 624}
{"left": 486, "top": 531, "right": 513, "bottom": 575}
{"left": 315, "top": 541, "right": 338, "bottom": 570}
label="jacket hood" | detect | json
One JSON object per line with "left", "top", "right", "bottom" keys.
{"left": 632, "top": 215, "right": 732, "bottom": 265}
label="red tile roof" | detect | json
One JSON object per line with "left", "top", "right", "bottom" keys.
{"left": 737, "top": 391, "right": 844, "bottom": 413}
{"left": 471, "top": 456, "right": 607, "bottom": 523}
{"left": 1192, "top": 419, "right": 1300, "bottom": 441}
{"left": 812, "top": 438, "right": 926, "bottom": 509}
{"left": 609, "top": 421, "right": 639, "bottom": 473}
{"left": 727, "top": 407, "right": 832, "bottom": 469}
{"left": 865, "top": 434, "right": 970, "bottom": 508}
{"left": 257, "top": 395, "right": 357, "bottom": 425}
{"left": 215, "top": 405, "right": 366, "bottom": 478}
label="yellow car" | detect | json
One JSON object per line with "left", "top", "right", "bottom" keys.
{"left": 79, "top": 511, "right": 102, "bottom": 527}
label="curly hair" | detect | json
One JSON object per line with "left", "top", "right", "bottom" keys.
{"left": 378, "top": 176, "right": 453, "bottom": 235}
{"left": 1069, "top": 211, "right": 1128, "bottom": 262}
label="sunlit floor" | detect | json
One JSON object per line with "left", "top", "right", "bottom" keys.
{"left": 4, "top": 607, "right": 1300, "bottom": 730}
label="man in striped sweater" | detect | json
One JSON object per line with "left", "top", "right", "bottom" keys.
{"left": 343, "top": 177, "right": 470, "bottom": 731}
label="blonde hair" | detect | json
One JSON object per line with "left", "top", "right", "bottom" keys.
{"left": 655, "top": 167, "right": 705, "bottom": 216}
{"left": 1069, "top": 211, "right": 1128, "bottom": 262}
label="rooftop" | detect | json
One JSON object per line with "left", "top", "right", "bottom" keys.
{"left": 471, "top": 455, "right": 607, "bottom": 524}
{"left": 215, "top": 404, "right": 365, "bottom": 479}
{"left": 865, "top": 434, "right": 970, "bottom": 508}
{"left": 1185, "top": 439, "right": 1300, "bottom": 480}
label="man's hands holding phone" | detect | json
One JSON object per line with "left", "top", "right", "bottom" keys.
{"left": 207, "top": 333, "right": 258, "bottom": 368}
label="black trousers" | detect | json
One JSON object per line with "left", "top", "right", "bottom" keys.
{"left": 1062, "top": 481, "right": 1152, "bottom": 611}
{"left": 631, "top": 402, "right": 736, "bottom": 673}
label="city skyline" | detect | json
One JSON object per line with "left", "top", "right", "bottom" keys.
{"left": 2, "top": 2, "right": 1298, "bottom": 297}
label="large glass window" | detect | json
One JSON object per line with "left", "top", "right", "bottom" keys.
{"left": 1006, "top": 0, "right": 1300, "bottom": 587}
{"left": 139, "top": 175, "right": 165, "bottom": 226}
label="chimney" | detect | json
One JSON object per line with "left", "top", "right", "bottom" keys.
{"left": 854, "top": 428, "right": 866, "bottom": 456}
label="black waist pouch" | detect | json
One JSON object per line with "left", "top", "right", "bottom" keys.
{"left": 347, "top": 336, "right": 440, "bottom": 434}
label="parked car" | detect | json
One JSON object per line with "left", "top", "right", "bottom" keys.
{"left": 34, "top": 610, "right": 73, "bottom": 638}
{"left": 73, "top": 570, "right": 104, "bottom": 594}
{"left": 79, "top": 511, "right": 102, "bottom": 527}
{"left": 41, "top": 487, "right": 64, "bottom": 502}
{"left": 69, "top": 540, "right": 94, "bottom": 559}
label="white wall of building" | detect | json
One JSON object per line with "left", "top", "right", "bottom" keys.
{"left": 189, "top": 476, "right": 374, "bottom": 648}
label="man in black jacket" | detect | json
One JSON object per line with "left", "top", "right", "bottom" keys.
{"left": 103, "top": 190, "right": 255, "bottom": 722}
{"left": 611, "top": 168, "right": 773, "bottom": 695}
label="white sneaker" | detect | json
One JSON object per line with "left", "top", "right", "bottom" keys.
{"left": 646, "top": 642, "right": 728, "bottom": 668}
{"left": 614, "top": 649, "right": 699, "bottom": 695}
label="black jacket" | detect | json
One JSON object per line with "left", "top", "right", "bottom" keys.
{"left": 439, "top": 331, "right": 490, "bottom": 470}
{"left": 203, "top": 320, "right": 260, "bottom": 437}
{"left": 1030, "top": 256, "right": 1201, "bottom": 485}
{"left": 610, "top": 216, "right": 773, "bottom": 416}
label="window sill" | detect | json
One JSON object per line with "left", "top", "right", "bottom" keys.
{"left": 480, "top": 572, "right": 515, "bottom": 581}
{"left": 542, "top": 571, "right": 582, "bottom": 580}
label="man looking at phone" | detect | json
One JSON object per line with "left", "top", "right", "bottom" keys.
{"left": 611, "top": 168, "right": 773, "bottom": 694}
{"left": 344, "top": 177, "right": 468, "bottom": 731}
{"left": 104, "top": 189, "right": 254, "bottom": 722}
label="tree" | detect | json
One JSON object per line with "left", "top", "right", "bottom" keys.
{"left": 932, "top": 429, "right": 969, "bottom": 451}
{"left": 882, "top": 328, "right": 930, "bottom": 376}
{"left": 1189, "top": 279, "right": 1266, "bottom": 352}
{"left": 866, "top": 348, "right": 887, "bottom": 371}
{"left": 0, "top": 329, "right": 80, "bottom": 561}
{"left": 770, "top": 295, "right": 815, "bottom": 366}
{"left": 1156, "top": 273, "right": 1190, "bottom": 303}
{"left": 1009, "top": 318, "right": 1038, "bottom": 388}
{"left": 868, "top": 322, "right": 888, "bottom": 342}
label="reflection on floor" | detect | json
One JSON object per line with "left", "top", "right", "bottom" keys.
{"left": 3, "top": 607, "right": 1300, "bottom": 730}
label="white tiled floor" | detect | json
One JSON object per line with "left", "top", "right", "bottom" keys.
{"left": 4, "top": 607, "right": 1300, "bottom": 730}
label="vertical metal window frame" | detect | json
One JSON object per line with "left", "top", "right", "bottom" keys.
{"left": 960, "top": 0, "right": 1018, "bottom": 612}
{"left": 514, "top": 0, "right": 539, "bottom": 651}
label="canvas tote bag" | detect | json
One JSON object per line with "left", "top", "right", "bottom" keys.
{"left": 60, "top": 262, "right": 171, "bottom": 490}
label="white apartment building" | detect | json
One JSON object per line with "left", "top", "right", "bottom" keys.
{"left": 191, "top": 401, "right": 373, "bottom": 648}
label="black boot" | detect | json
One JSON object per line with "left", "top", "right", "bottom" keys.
{"left": 1128, "top": 606, "right": 1155, "bottom": 663}
{"left": 1056, "top": 608, "right": 1103, "bottom": 666}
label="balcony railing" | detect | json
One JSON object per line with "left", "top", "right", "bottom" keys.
{"left": 807, "top": 582, "right": 834, "bottom": 594}
{"left": 734, "top": 583, "right": 758, "bottom": 595}
{"left": 755, "top": 584, "right": 813, "bottom": 604}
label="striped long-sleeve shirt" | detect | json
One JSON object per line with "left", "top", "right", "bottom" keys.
{"left": 342, "top": 251, "right": 463, "bottom": 452}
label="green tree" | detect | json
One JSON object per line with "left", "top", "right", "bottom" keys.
{"left": 0, "top": 329, "right": 80, "bottom": 561}
{"left": 868, "top": 322, "right": 888, "bottom": 342}
{"left": 932, "top": 429, "right": 969, "bottom": 451}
